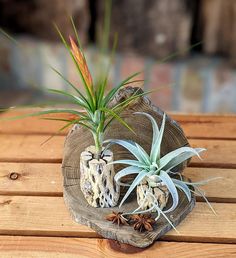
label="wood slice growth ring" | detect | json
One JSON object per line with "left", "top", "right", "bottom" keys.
{"left": 62, "top": 87, "right": 195, "bottom": 248}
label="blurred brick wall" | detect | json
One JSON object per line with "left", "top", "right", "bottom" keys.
{"left": 1, "top": 36, "right": 235, "bottom": 113}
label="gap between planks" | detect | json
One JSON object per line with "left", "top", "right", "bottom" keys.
{"left": 0, "top": 236, "right": 235, "bottom": 258}
{"left": 0, "top": 196, "right": 236, "bottom": 244}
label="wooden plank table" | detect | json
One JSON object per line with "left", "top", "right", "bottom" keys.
{"left": 0, "top": 109, "right": 236, "bottom": 257}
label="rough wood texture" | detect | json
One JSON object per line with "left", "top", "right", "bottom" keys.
{"left": 63, "top": 183, "right": 195, "bottom": 248}
{"left": 80, "top": 146, "right": 120, "bottom": 208}
{"left": 200, "top": 0, "right": 236, "bottom": 64}
{"left": 0, "top": 236, "right": 236, "bottom": 258}
{"left": 62, "top": 87, "right": 194, "bottom": 247}
{"left": 137, "top": 181, "right": 169, "bottom": 211}
{"left": 0, "top": 108, "right": 236, "bottom": 255}
{"left": 63, "top": 87, "right": 190, "bottom": 173}
{"left": 0, "top": 0, "right": 90, "bottom": 43}
{"left": 0, "top": 163, "right": 62, "bottom": 196}
{"left": 1, "top": 196, "right": 236, "bottom": 244}
{"left": 1, "top": 135, "right": 236, "bottom": 167}
{"left": 1, "top": 110, "right": 236, "bottom": 140}
{"left": 97, "top": 0, "right": 193, "bottom": 58}
{"left": 0, "top": 163, "right": 235, "bottom": 203}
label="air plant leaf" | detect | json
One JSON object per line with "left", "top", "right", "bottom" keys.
{"left": 134, "top": 112, "right": 160, "bottom": 141}
{"left": 69, "top": 36, "right": 93, "bottom": 92}
{"left": 134, "top": 142, "right": 150, "bottom": 165}
{"left": 159, "top": 147, "right": 206, "bottom": 172}
{"left": 150, "top": 113, "right": 166, "bottom": 163}
{"left": 153, "top": 204, "right": 179, "bottom": 233}
{"left": 50, "top": 66, "right": 91, "bottom": 107}
{"left": 1, "top": 109, "right": 84, "bottom": 121}
{"left": 47, "top": 88, "right": 88, "bottom": 108}
{"left": 172, "top": 178, "right": 191, "bottom": 202}
{"left": 54, "top": 24, "right": 95, "bottom": 109}
{"left": 114, "top": 166, "right": 143, "bottom": 186}
{"left": 158, "top": 170, "right": 179, "bottom": 213}
{"left": 177, "top": 177, "right": 222, "bottom": 186}
{"left": 2, "top": 12, "right": 153, "bottom": 156}
{"left": 99, "top": 107, "right": 135, "bottom": 134}
{"left": 119, "top": 170, "right": 147, "bottom": 208}
{"left": 105, "top": 139, "right": 150, "bottom": 164}
{"left": 110, "top": 112, "right": 212, "bottom": 230}
{"left": 110, "top": 160, "right": 147, "bottom": 169}
{"left": 103, "top": 72, "right": 141, "bottom": 106}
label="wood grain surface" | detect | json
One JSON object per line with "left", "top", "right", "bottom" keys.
{"left": 0, "top": 195, "right": 236, "bottom": 244}
{"left": 0, "top": 163, "right": 235, "bottom": 202}
{"left": 1, "top": 110, "right": 236, "bottom": 139}
{"left": 0, "top": 236, "right": 235, "bottom": 258}
{"left": 0, "top": 135, "right": 235, "bottom": 168}
{"left": 0, "top": 108, "right": 235, "bottom": 255}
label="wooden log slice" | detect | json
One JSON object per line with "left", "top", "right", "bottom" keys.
{"left": 63, "top": 179, "right": 195, "bottom": 248}
{"left": 62, "top": 86, "right": 194, "bottom": 247}
{"left": 62, "top": 86, "right": 190, "bottom": 176}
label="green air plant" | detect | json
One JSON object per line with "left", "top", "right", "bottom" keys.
{"left": 5, "top": 30, "right": 144, "bottom": 157}
{"left": 2, "top": 17, "right": 150, "bottom": 208}
{"left": 105, "top": 112, "right": 219, "bottom": 231}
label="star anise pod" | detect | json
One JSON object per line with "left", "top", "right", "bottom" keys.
{"left": 130, "top": 214, "right": 156, "bottom": 232}
{"left": 106, "top": 212, "right": 129, "bottom": 226}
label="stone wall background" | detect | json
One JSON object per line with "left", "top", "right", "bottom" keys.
{"left": 0, "top": 0, "right": 235, "bottom": 113}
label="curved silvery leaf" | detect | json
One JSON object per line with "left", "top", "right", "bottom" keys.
{"left": 159, "top": 147, "right": 205, "bottom": 172}
{"left": 114, "top": 166, "right": 143, "bottom": 185}
{"left": 104, "top": 139, "right": 150, "bottom": 164}
{"left": 172, "top": 178, "right": 191, "bottom": 202}
{"left": 119, "top": 170, "right": 147, "bottom": 208}
{"left": 158, "top": 170, "right": 179, "bottom": 213}
{"left": 134, "top": 111, "right": 160, "bottom": 144}
{"left": 153, "top": 204, "right": 179, "bottom": 233}
{"left": 194, "top": 186, "right": 217, "bottom": 215}
{"left": 177, "top": 177, "right": 222, "bottom": 186}
{"left": 106, "top": 112, "right": 206, "bottom": 216}
{"left": 134, "top": 142, "right": 150, "bottom": 165}
{"left": 150, "top": 114, "right": 166, "bottom": 163}
{"left": 110, "top": 159, "right": 148, "bottom": 169}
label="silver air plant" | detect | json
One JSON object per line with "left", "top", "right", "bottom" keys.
{"left": 106, "top": 112, "right": 218, "bottom": 232}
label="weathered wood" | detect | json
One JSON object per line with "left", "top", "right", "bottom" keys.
{"left": 0, "top": 109, "right": 68, "bottom": 135}
{"left": 0, "top": 236, "right": 235, "bottom": 258}
{"left": 200, "top": 0, "right": 236, "bottom": 64}
{"left": 0, "top": 163, "right": 62, "bottom": 196}
{"left": 137, "top": 180, "right": 169, "bottom": 211}
{"left": 190, "top": 139, "right": 236, "bottom": 168}
{"left": 0, "top": 196, "right": 236, "bottom": 244}
{"left": 0, "top": 135, "right": 236, "bottom": 168}
{"left": 80, "top": 146, "right": 120, "bottom": 208}
{"left": 64, "top": 178, "right": 195, "bottom": 247}
{"left": 62, "top": 87, "right": 193, "bottom": 247}
{"left": 0, "top": 195, "right": 96, "bottom": 237}
{"left": 97, "top": 0, "right": 193, "bottom": 58}
{"left": 0, "top": 163, "right": 235, "bottom": 202}
{"left": 175, "top": 114, "right": 236, "bottom": 140}
{"left": 63, "top": 87, "right": 190, "bottom": 173}
{"left": 184, "top": 167, "right": 236, "bottom": 203}
{"left": 0, "top": 0, "right": 90, "bottom": 43}
{"left": 0, "top": 135, "right": 64, "bottom": 163}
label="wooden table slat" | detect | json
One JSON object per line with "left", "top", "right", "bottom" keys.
{"left": 0, "top": 135, "right": 235, "bottom": 168}
{"left": 0, "top": 110, "right": 236, "bottom": 139}
{"left": 0, "top": 163, "right": 235, "bottom": 203}
{"left": 0, "top": 196, "right": 236, "bottom": 243}
{"left": 0, "top": 236, "right": 235, "bottom": 258}
{"left": 0, "top": 109, "right": 236, "bottom": 253}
